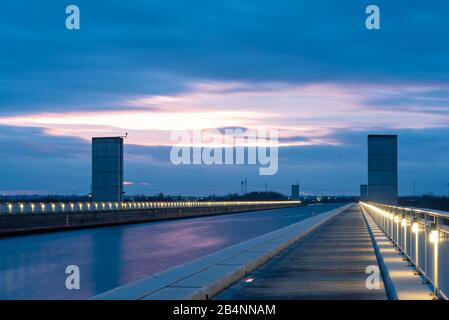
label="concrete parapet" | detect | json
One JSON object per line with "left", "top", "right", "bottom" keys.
{"left": 0, "top": 202, "right": 300, "bottom": 237}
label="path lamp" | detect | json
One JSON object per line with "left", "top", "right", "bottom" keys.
{"left": 412, "top": 221, "right": 419, "bottom": 273}
{"left": 388, "top": 213, "right": 394, "bottom": 240}
{"left": 394, "top": 215, "right": 400, "bottom": 246}
{"left": 402, "top": 218, "right": 407, "bottom": 255}
{"left": 429, "top": 227, "right": 439, "bottom": 298}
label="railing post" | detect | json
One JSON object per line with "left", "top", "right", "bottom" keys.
{"left": 411, "top": 214, "right": 419, "bottom": 273}
{"left": 389, "top": 208, "right": 393, "bottom": 236}
{"left": 430, "top": 217, "right": 440, "bottom": 298}
{"left": 424, "top": 212, "right": 428, "bottom": 282}
{"left": 401, "top": 214, "right": 407, "bottom": 256}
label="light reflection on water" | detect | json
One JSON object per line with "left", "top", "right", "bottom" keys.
{"left": 0, "top": 203, "right": 342, "bottom": 299}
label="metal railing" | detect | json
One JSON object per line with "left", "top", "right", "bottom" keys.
{"left": 0, "top": 200, "right": 301, "bottom": 215}
{"left": 360, "top": 201, "right": 449, "bottom": 300}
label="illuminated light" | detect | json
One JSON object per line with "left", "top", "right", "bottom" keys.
{"left": 412, "top": 223, "right": 419, "bottom": 233}
{"left": 389, "top": 214, "right": 394, "bottom": 220}
{"left": 401, "top": 218, "right": 406, "bottom": 227}
{"left": 429, "top": 228, "right": 440, "bottom": 293}
{"left": 244, "top": 278, "right": 255, "bottom": 283}
{"left": 394, "top": 216, "right": 400, "bottom": 224}
{"left": 430, "top": 230, "right": 439, "bottom": 244}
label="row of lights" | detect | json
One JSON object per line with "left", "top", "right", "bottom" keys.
{"left": 362, "top": 202, "right": 440, "bottom": 297}
{"left": 1, "top": 200, "right": 301, "bottom": 214}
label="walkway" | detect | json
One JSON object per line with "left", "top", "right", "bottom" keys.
{"left": 215, "top": 205, "right": 388, "bottom": 299}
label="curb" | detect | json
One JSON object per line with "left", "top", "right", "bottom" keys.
{"left": 92, "top": 203, "right": 353, "bottom": 300}
{"left": 360, "top": 204, "right": 398, "bottom": 300}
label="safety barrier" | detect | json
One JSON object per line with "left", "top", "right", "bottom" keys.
{"left": 360, "top": 202, "right": 449, "bottom": 300}
{"left": 0, "top": 200, "right": 301, "bottom": 214}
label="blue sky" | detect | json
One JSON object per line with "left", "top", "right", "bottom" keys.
{"left": 1, "top": 1, "right": 449, "bottom": 196}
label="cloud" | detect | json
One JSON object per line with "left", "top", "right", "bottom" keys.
{"left": 1, "top": 81, "right": 448, "bottom": 148}
{"left": 1, "top": 0, "right": 449, "bottom": 115}
{"left": 1, "top": 1, "right": 449, "bottom": 195}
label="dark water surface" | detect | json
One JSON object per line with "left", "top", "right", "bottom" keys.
{"left": 0, "top": 203, "right": 342, "bottom": 299}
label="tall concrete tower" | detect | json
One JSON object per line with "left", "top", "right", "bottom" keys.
{"left": 360, "top": 184, "right": 368, "bottom": 201}
{"left": 367, "top": 135, "right": 398, "bottom": 205}
{"left": 92, "top": 137, "right": 124, "bottom": 202}
{"left": 291, "top": 183, "right": 300, "bottom": 200}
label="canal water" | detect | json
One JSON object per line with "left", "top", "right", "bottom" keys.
{"left": 0, "top": 203, "right": 343, "bottom": 299}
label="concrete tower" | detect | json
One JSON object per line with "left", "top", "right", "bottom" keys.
{"left": 367, "top": 135, "right": 398, "bottom": 205}
{"left": 360, "top": 184, "right": 368, "bottom": 201}
{"left": 291, "top": 183, "right": 300, "bottom": 200}
{"left": 92, "top": 137, "right": 124, "bottom": 202}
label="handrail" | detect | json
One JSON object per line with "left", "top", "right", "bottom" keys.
{"left": 366, "top": 202, "right": 449, "bottom": 219}
{"left": 360, "top": 201, "right": 449, "bottom": 300}
{"left": 0, "top": 200, "right": 301, "bottom": 214}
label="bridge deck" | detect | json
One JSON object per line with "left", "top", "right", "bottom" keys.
{"left": 215, "top": 205, "right": 388, "bottom": 300}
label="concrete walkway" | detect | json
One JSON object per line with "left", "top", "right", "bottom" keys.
{"left": 215, "top": 205, "right": 388, "bottom": 300}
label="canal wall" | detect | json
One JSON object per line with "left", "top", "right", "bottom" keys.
{"left": 0, "top": 202, "right": 300, "bottom": 237}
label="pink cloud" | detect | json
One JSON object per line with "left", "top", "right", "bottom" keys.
{"left": 1, "top": 81, "right": 448, "bottom": 147}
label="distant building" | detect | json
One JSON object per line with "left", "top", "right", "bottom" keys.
{"left": 367, "top": 135, "right": 398, "bottom": 205}
{"left": 291, "top": 183, "right": 300, "bottom": 200}
{"left": 92, "top": 137, "right": 124, "bottom": 202}
{"left": 360, "top": 184, "right": 368, "bottom": 201}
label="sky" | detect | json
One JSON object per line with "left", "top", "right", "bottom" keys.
{"left": 0, "top": 0, "right": 449, "bottom": 196}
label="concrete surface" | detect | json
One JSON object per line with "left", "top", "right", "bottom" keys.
{"left": 215, "top": 205, "right": 388, "bottom": 300}
{"left": 367, "top": 134, "right": 398, "bottom": 205}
